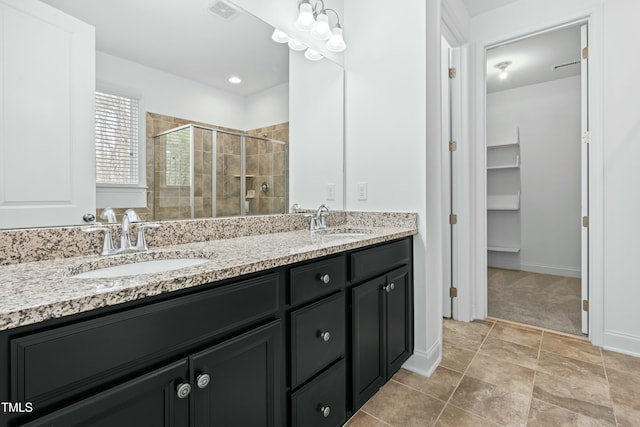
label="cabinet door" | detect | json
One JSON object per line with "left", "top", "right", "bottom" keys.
{"left": 21, "top": 360, "right": 189, "bottom": 427}
{"left": 190, "top": 321, "right": 281, "bottom": 427}
{"left": 351, "top": 276, "right": 385, "bottom": 411}
{"left": 0, "top": 0, "right": 95, "bottom": 228}
{"left": 385, "top": 266, "right": 413, "bottom": 377}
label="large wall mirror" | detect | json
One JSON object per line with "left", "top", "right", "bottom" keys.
{"left": 32, "top": 0, "right": 344, "bottom": 226}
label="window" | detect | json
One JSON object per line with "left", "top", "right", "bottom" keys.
{"left": 165, "top": 128, "right": 191, "bottom": 187}
{"left": 95, "top": 91, "right": 139, "bottom": 185}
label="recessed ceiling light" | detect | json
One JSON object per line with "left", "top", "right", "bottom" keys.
{"left": 494, "top": 61, "right": 512, "bottom": 80}
{"left": 228, "top": 76, "right": 242, "bottom": 84}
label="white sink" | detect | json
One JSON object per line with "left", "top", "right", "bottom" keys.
{"left": 73, "top": 258, "right": 210, "bottom": 279}
{"left": 314, "top": 228, "right": 373, "bottom": 238}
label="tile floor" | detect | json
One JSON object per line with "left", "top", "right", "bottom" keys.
{"left": 344, "top": 318, "right": 640, "bottom": 426}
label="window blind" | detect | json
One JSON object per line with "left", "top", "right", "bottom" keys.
{"left": 95, "top": 91, "right": 139, "bottom": 185}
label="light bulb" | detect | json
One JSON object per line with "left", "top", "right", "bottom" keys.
{"left": 326, "top": 25, "right": 346, "bottom": 52}
{"left": 271, "top": 28, "right": 289, "bottom": 43}
{"left": 288, "top": 38, "right": 306, "bottom": 51}
{"left": 304, "top": 48, "right": 323, "bottom": 61}
{"left": 295, "top": 1, "right": 315, "bottom": 31}
{"left": 499, "top": 70, "right": 508, "bottom": 79}
{"left": 311, "top": 11, "right": 331, "bottom": 40}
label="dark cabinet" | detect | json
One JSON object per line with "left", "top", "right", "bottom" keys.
{"left": 22, "top": 359, "right": 190, "bottom": 427}
{"left": 23, "top": 321, "right": 281, "bottom": 427}
{"left": 291, "top": 360, "right": 347, "bottom": 427}
{"left": 351, "top": 242, "right": 413, "bottom": 411}
{"left": 191, "top": 321, "right": 281, "bottom": 427}
{"left": 1, "top": 236, "right": 413, "bottom": 427}
{"left": 290, "top": 292, "right": 345, "bottom": 388}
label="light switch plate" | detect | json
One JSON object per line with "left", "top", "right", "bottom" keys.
{"left": 357, "top": 182, "right": 368, "bottom": 201}
{"left": 326, "top": 183, "right": 336, "bottom": 201}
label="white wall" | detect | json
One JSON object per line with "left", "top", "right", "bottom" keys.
{"left": 97, "top": 51, "right": 246, "bottom": 130}
{"left": 245, "top": 83, "right": 289, "bottom": 130}
{"left": 487, "top": 76, "right": 581, "bottom": 277}
{"left": 602, "top": 0, "right": 640, "bottom": 355}
{"left": 289, "top": 52, "right": 344, "bottom": 209}
{"left": 344, "top": 0, "right": 442, "bottom": 376}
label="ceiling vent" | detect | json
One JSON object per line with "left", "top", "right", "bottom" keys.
{"left": 208, "top": 1, "right": 240, "bottom": 21}
{"left": 553, "top": 60, "right": 580, "bottom": 71}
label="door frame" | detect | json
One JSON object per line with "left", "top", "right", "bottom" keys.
{"left": 461, "top": 7, "right": 604, "bottom": 345}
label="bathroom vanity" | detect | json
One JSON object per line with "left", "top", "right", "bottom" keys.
{"left": 0, "top": 213, "right": 415, "bottom": 426}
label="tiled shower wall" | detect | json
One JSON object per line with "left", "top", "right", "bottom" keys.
{"left": 245, "top": 123, "right": 289, "bottom": 216}
{"left": 102, "top": 112, "right": 290, "bottom": 222}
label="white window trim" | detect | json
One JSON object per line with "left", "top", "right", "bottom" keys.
{"left": 95, "top": 83, "right": 147, "bottom": 208}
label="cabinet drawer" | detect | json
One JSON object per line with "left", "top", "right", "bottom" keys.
{"left": 291, "top": 292, "right": 345, "bottom": 388}
{"left": 350, "top": 238, "right": 411, "bottom": 283}
{"left": 11, "top": 273, "right": 279, "bottom": 407}
{"left": 291, "top": 359, "right": 346, "bottom": 427}
{"left": 290, "top": 256, "right": 346, "bottom": 306}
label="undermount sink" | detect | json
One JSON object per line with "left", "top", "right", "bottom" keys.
{"left": 314, "top": 228, "right": 374, "bottom": 238}
{"left": 72, "top": 258, "right": 210, "bottom": 279}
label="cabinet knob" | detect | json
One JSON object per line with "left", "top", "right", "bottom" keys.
{"left": 196, "top": 373, "right": 211, "bottom": 389}
{"left": 176, "top": 382, "right": 192, "bottom": 399}
{"left": 319, "top": 274, "right": 331, "bottom": 284}
{"left": 319, "top": 331, "right": 331, "bottom": 342}
{"left": 384, "top": 283, "right": 396, "bottom": 292}
{"left": 320, "top": 405, "right": 331, "bottom": 417}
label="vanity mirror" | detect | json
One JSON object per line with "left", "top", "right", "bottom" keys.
{"left": 0, "top": 0, "right": 344, "bottom": 228}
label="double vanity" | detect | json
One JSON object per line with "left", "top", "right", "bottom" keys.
{"left": 0, "top": 211, "right": 416, "bottom": 426}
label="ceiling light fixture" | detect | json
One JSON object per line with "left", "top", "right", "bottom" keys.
{"left": 495, "top": 61, "right": 512, "bottom": 80}
{"left": 228, "top": 76, "right": 242, "bottom": 84}
{"left": 270, "top": 0, "right": 345, "bottom": 62}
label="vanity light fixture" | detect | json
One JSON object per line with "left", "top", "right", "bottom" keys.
{"left": 270, "top": 0, "right": 346, "bottom": 61}
{"left": 495, "top": 61, "right": 512, "bottom": 80}
{"left": 287, "top": 38, "right": 307, "bottom": 51}
{"left": 304, "top": 47, "right": 323, "bottom": 61}
{"left": 271, "top": 28, "right": 289, "bottom": 43}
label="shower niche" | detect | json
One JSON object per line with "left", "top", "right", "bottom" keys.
{"left": 152, "top": 124, "right": 288, "bottom": 220}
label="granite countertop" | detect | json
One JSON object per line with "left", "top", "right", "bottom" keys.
{"left": 0, "top": 225, "right": 416, "bottom": 331}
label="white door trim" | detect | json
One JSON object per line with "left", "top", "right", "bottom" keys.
{"left": 463, "top": 6, "right": 604, "bottom": 345}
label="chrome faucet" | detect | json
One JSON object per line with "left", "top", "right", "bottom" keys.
{"left": 83, "top": 208, "right": 160, "bottom": 255}
{"left": 120, "top": 209, "right": 140, "bottom": 251}
{"left": 309, "top": 204, "right": 330, "bottom": 230}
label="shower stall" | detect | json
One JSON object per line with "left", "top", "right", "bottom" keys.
{"left": 152, "top": 124, "right": 288, "bottom": 220}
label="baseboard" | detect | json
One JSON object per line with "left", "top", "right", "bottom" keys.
{"left": 488, "top": 258, "right": 580, "bottom": 278}
{"left": 402, "top": 340, "right": 441, "bottom": 377}
{"left": 603, "top": 329, "right": 640, "bottom": 357}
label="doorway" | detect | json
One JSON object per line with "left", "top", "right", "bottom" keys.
{"left": 484, "top": 23, "right": 589, "bottom": 336}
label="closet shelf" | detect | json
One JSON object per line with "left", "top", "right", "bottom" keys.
{"left": 488, "top": 246, "right": 521, "bottom": 253}
{"left": 487, "top": 192, "right": 520, "bottom": 210}
{"left": 488, "top": 155, "right": 520, "bottom": 170}
{"left": 487, "top": 140, "right": 519, "bottom": 148}
{"left": 487, "top": 128, "right": 520, "bottom": 148}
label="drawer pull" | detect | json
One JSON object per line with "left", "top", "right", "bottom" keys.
{"left": 319, "top": 331, "right": 331, "bottom": 342}
{"left": 196, "top": 373, "right": 211, "bottom": 389}
{"left": 383, "top": 282, "right": 396, "bottom": 293}
{"left": 176, "top": 382, "right": 192, "bottom": 399}
{"left": 319, "top": 274, "right": 331, "bottom": 284}
{"left": 320, "top": 405, "right": 331, "bottom": 417}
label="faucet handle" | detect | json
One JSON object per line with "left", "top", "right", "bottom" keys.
{"left": 83, "top": 226, "right": 115, "bottom": 256}
{"left": 123, "top": 208, "right": 141, "bottom": 223}
{"left": 100, "top": 207, "right": 117, "bottom": 223}
{"left": 135, "top": 222, "right": 160, "bottom": 251}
